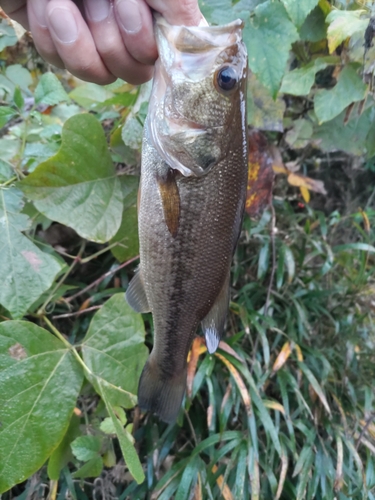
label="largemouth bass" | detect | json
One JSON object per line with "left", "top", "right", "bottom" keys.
{"left": 126, "top": 15, "right": 248, "bottom": 423}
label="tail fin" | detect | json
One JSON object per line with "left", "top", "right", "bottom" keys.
{"left": 138, "top": 357, "right": 187, "bottom": 423}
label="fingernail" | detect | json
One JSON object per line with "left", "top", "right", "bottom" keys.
{"left": 31, "top": 0, "right": 48, "bottom": 28}
{"left": 85, "top": 0, "right": 111, "bottom": 22}
{"left": 116, "top": 0, "right": 142, "bottom": 34}
{"left": 48, "top": 7, "right": 78, "bottom": 43}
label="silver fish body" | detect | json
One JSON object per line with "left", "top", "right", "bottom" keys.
{"left": 126, "top": 16, "right": 248, "bottom": 422}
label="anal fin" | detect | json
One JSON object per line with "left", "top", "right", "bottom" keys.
{"left": 201, "top": 273, "right": 230, "bottom": 354}
{"left": 125, "top": 271, "right": 150, "bottom": 313}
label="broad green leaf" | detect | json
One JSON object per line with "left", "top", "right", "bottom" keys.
{"left": 121, "top": 82, "right": 151, "bottom": 151}
{"left": 313, "top": 105, "right": 374, "bottom": 155}
{"left": 35, "top": 73, "right": 70, "bottom": 106}
{"left": 199, "top": 0, "right": 260, "bottom": 25}
{"left": 82, "top": 294, "right": 148, "bottom": 408}
{"left": 72, "top": 456, "right": 104, "bottom": 479}
{"left": 281, "top": 56, "right": 340, "bottom": 96}
{"left": 0, "top": 65, "right": 32, "bottom": 100}
{"left": 99, "top": 380, "right": 145, "bottom": 484}
{"left": 281, "top": 0, "right": 319, "bottom": 28}
{"left": 299, "top": 5, "right": 327, "bottom": 42}
{"left": 0, "top": 106, "right": 17, "bottom": 128}
{"left": 326, "top": 10, "right": 368, "bottom": 54}
{"left": 110, "top": 206, "right": 139, "bottom": 263}
{"left": 71, "top": 435, "right": 102, "bottom": 461}
{"left": 244, "top": 1, "right": 299, "bottom": 97}
{"left": 19, "top": 114, "right": 123, "bottom": 243}
{"left": 285, "top": 118, "right": 313, "bottom": 148}
{"left": 247, "top": 72, "right": 285, "bottom": 131}
{"left": 314, "top": 65, "right": 367, "bottom": 124}
{"left": 69, "top": 83, "right": 114, "bottom": 109}
{"left": 13, "top": 87, "right": 24, "bottom": 109}
{"left": 0, "top": 187, "right": 63, "bottom": 318}
{"left": 47, "top": 414, "right": 80, "bottom": 480}
{"left": 0, "top": 159, "right": 14, "bottom": 182}
{"left": 0, "top": 321, "right": 84, "bottom": 493}
{"left": 0, "top": 19, "right": 18, "bottom": 51}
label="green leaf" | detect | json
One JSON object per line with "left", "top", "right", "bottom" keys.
{"left": 47, "top": 414, "right": 81, "bottom": 480}
{"left": 257, "top": 240, "right": 270, "bottom": 279}
{"left": 284, "top": 245, "right": 295, "bottom": 284}
{"left": 69, "top": 83, "right": 114, "bottom": 109}
{"left": 244, "top": 1, "right": 299, "bottom": 97}
{"left": 314, "top": 65, "right": 367, "bottom": 124}
{"left": 0, "top": 159, "right": 14, "bottom": 182}
{"left": 298, "top": 362, "right": 331, "bottom": 415}
{"left": 0, "top": 106, "right": 17, "bottom": 128}
{"left": 199, "top": 0, "right": 260, "bottom": 25}
{"left": 13, "top": 87, "right": 24, "bottom": 110}
{"left": 121, "top": 83, "right": 150, "bottom": 151}
{"left": 313, "top": 105, "right": 374, "bottom": 155}
{"left": 280, "top": 56, "right": 340, "bottom": 96}
{"left": 5, "top": 65, "right": 32, "bottom": 92}
{"left": 175, "top": 457, "right": 198, "bottom": 500}
{"left": 333, "top": 242, "right": 375, "bottom": 253}
{"left": 35, "top": 73, "right": 70, "bottom": 106}
{"left": 99, "top": 381, "right": 145, "bottom": 484}
{"left": 280, "top": 0, "right": 319, "bottom": 28}
{"left": 0, "top": 187, "right": 63, "bottom": 318}
{"left": 285, "top": 118, "right": 313, "bottom": 148}
{"left": 82, "top": 294, "right": 148, "bottom": 408}
{"left": 299, "top": 5, "right": 327, "bottom": 42}
{"left": 326, "top": 10, "right": 368, "bottom": 53}
{"left": 0, "top": 19, "right": 18, "bottom": 51}
{"left": 0, "top": 321, "right": 84, "bottom": 493}
{"left": 72, "top": 456, "right": 103, "bottom": 479}
{"left": 19, "top": 114, "right": 123, "bottom": 243}
{"left": 247, "top": 72, "right": 285, "bottom": 131}
{"left": 110, "top": 206, "right": 139, "bottom": 263}
{"left": 71, "top": 435, "right": 102, "bottom": 461}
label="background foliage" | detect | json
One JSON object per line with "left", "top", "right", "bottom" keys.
{"left": 0, "top": 0, "right": 375, "bottom": 498}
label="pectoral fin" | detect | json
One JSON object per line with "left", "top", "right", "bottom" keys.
{"left": 201, "top": 273, "right": 230, "bottom": 354}
{"left": 157, "top": 169, "right": 180, "bottom": 238}
{"left": 125, "top": 271, "right": 150, "bottom": 313}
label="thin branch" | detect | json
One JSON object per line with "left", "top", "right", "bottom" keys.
{"left": 65, "top": 255, "right": 139, "bottom": 304}
{"left": 52, "top": 305, "right": 101, "bottom": 319}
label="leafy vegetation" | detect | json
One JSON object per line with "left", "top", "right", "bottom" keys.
{"left": 0, "top": 0, "right": 375, "bottom": 498}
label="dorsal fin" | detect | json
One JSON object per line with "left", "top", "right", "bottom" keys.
{"left": 157, "top": 169, "right": 180, "bottom": 238}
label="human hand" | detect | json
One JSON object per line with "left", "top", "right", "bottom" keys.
{"left": 0, "top": 0, "right": 203, "bottom": 85}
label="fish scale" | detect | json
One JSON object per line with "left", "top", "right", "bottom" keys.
{"left": 126, "top": 15, "right": 248, "bottom": 422}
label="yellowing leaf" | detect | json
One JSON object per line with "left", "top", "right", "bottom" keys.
{"left": 212, "top": 465, "right": 234, "bottom": 500}
{"left": 264, "top": 400, "right": 286, "bottom": 415}
{"left": 300, "top": 186, "right": 311, "bottom": 203}
{"left": 326, "top": 10, "right": 368, "bottom": 53}
{"left": 215, "top": 352, "right": 251, "bottom": 415}
{"left": 294, "top": 344, "right": 304, "bottom": 362}
{"left": 272, "top": 342, "right": 292, "bottom": 372}
{"left": 359, "top": 208, "right": 371, "bottom": 233}
{"left": 187, "top": 338, "right": 206, "bottom": 397}
{"left": 287, "top": 172, "right": 327, "bottom": 194}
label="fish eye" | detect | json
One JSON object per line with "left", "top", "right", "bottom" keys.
{"left": 215, "top": 66, "right": 238, "bottom": 92}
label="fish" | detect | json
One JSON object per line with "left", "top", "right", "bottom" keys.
{"left": 126, "top": 14, "right": 248, "bottom": 423}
